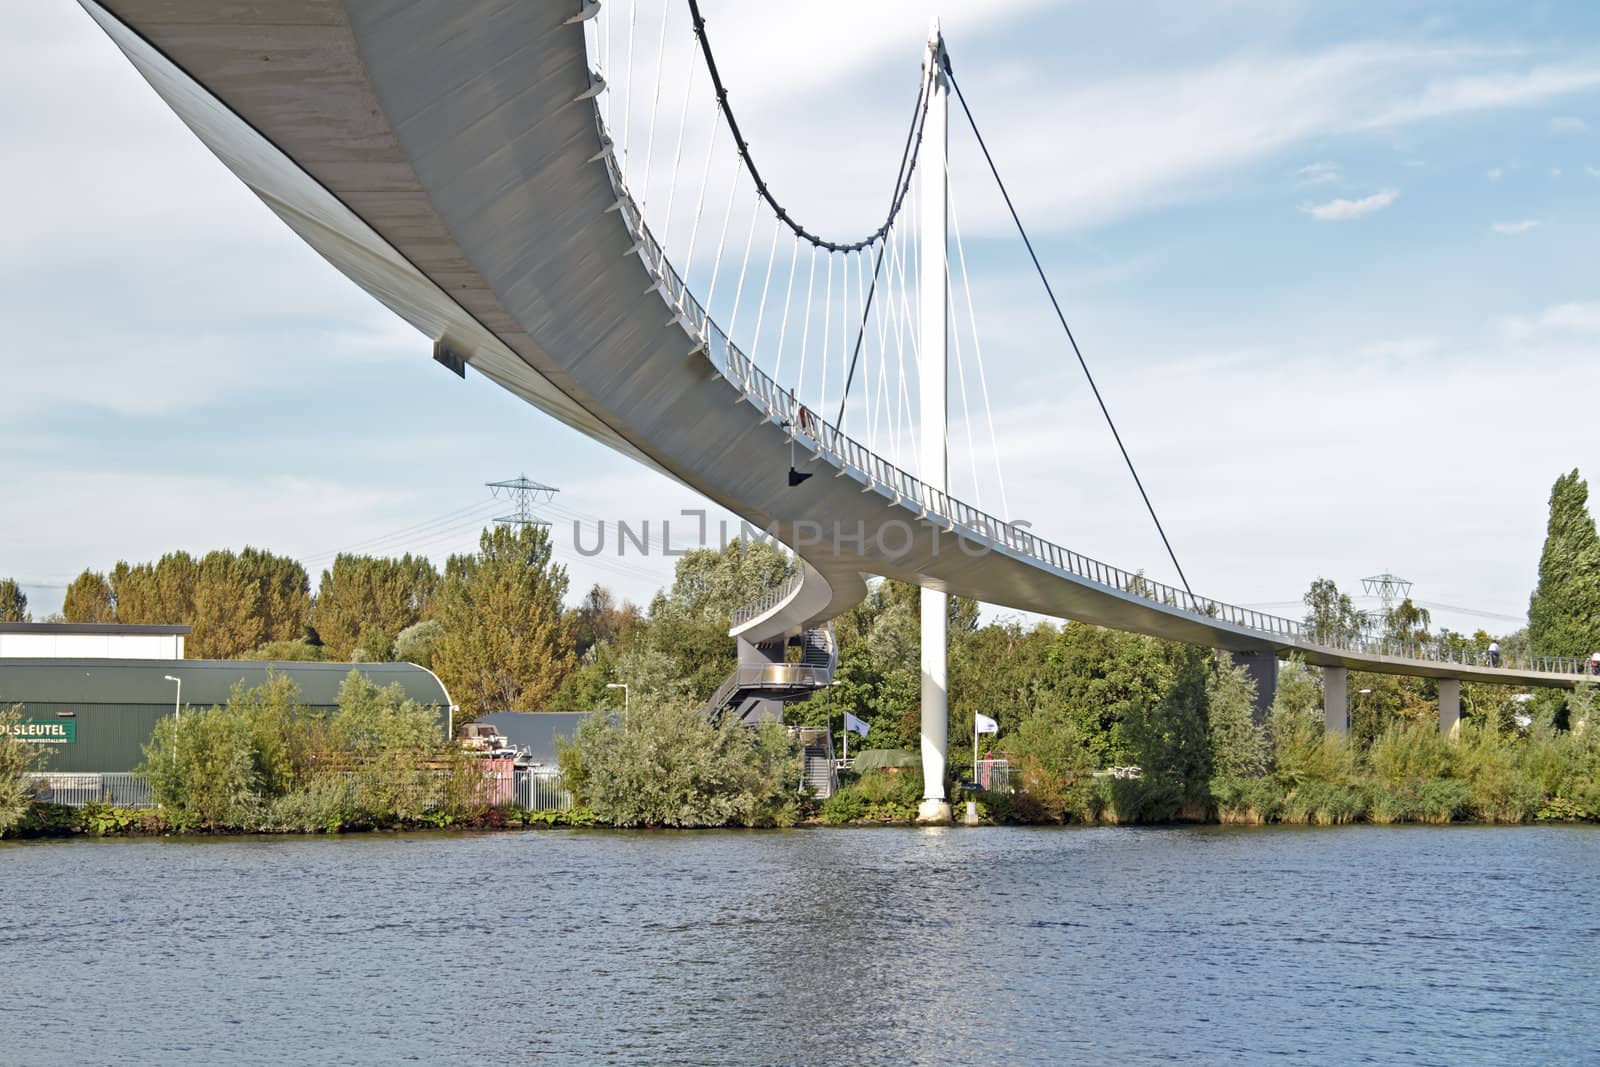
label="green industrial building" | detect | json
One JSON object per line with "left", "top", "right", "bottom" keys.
{"left": 0, "top": 659, "right": 453, "bottom": 774}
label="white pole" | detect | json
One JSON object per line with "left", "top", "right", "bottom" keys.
{"left": 917, "top": 19, "right": 951, "bottom": 823}
{"left": 164, "top": 675, "right": 181, "bottom": 770}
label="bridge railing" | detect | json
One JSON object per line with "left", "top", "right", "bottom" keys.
{"left": 730, "top": 570, "right": 805, "bottom": 628}
{"left": 590, "top": 101, "right": 1590, "bottom": 681}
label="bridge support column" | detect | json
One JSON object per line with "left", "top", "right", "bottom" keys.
{"left": 919, "top": 589, "right": 950, "bottom": 821}
{"left": 916, "top": 19, "right": 951, "bottom": 824}
{"left": 1439, "top": 678, "right": 1461, "bottom": 738}
{"left": 1323, "top": 666, "right": 1348, "bottom": 736}
{"left": 1229, "top": 650, "right": 1279, "bottom": 723}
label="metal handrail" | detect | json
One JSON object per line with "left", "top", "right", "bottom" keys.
{"left": 730, "top": 570, "right": 804, "bottom": 628}
{"left": 588, "top": 98, "right": 1590, "bottom": 681}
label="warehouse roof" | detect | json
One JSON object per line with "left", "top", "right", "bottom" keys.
{"left": 476, "top": 711, "right": 592, "bottom": 766}
{"left": 0, "top": 659, "right": 451, "bottom": 709}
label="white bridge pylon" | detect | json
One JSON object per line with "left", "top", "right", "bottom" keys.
{"left": 918, "top": 20, "right": 951, "bottom": 823}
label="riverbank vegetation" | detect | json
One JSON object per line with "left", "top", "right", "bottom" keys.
{"left": 6, "top": 469, "right": 1599, "bottom": 833}
{"left": 135, "top": 672, "right": 500, "bottom": 834}
{"left": 559, "top": 699, "right": 801, "bottom": 828}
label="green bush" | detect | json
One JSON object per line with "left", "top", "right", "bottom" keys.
{"left": 559, "top": 699, "right": 800, "bottom": 828}
{"left": 815, "top": 770, "right": 923, "bottom": 824}
{"left": 819, "top": 789, "right": 869, "bottom": 825}
{"left": 79, "top": 803, "right": 158, "bottom": 836}
{"left": 1283, "top": 781, "right": 1368, "bottom": 825}
{"left": 0, "top": 705, "right": 45, "bottom": 836}
{"left": 1457, "top": 724, "right": 1540, "bottom": 823}
{"left": 1211, "top": 775, "right": 1285, "bottom": 824}
{"left": 1416, "top": 779, "right": 1472, "bottom": 823}
{"left": 262, "top": 777, "right": 360, "bottom": 833}
{"left": 508, "top": 806, "right": 601, "bottom": 828}
{"left": 139, "top": 669, "right": 476, "bottom": 833}
{"left": 1370, "top": 722, "right": 1455, "bottom": 788}
{"left": 1535, "top": 796, "right": 1594, "bottom": 822}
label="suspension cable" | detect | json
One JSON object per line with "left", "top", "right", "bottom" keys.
{"left": 686, "top": 0, "right": 931, "bottom": 253}
{"left": 944, "top": 58, "right": 1194, "bottom": 596}
{"left": 829, "top": 61, "right": 933, "bottom": 430}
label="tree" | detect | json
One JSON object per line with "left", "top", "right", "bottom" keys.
{"left": 0, "top": 580, "right": 27, "bottom": 623}
{"left": 1302, "top": 577, "right": 1364, "bottom": 644}
{"left": 432, "top": 525, "right": 576, "bottom": 716}
{"left": 311, "top": 553, "right": 438, "bottom": 660}
{"left": 111, "top": 552, "right": 197, "bottom": 628}
{"left": 85, "top": 548, "right": 306, "bottom": 658}
{"left": 1528, "top": 468, "right": 1600, "bottom": 658}
{"left": 1383, "top": 598, "right": 1433, "bottom": 645}
{"left": 951, "top": 620, "right": 1057, "bottom": 744}
{"left": 189, "top": 551, "right": 264, "bottom": 658}
{"left": 1116, "top": 642, "right": 1213, "bottom": 820}
{"left": 393, "top": 619, "right": 444, "bottom": 669}
{"left": 1, "top": 704, "right": 45, "bottom": 834}
{"left": 1042, "top": 623, "right": 1171, "bottom": 767}
{"left": 235, "top": 547, "right": 311, "bottom": 644}
{"left": 571, "top": 584, "right": 640, "bottom": 656}
{"left": 1208, "top": 656, "right": 1267, "bottom": 780}
{"left": 653, "top": 540, "right": 793, "bottom": 625}
{"left": 62, "top": 570, "right": 114, "bottom": 623}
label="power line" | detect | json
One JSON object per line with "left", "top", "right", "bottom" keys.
{"left": 943, "top": 57, "right": 1194, "bottom": 597}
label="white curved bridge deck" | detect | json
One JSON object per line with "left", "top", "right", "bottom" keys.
{"left": 81, "top": 0, "right": 1590, "bottom": 690}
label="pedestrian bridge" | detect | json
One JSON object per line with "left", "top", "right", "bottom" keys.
{"left": 79, "top": 2, "right": 1592, "bottom": 774}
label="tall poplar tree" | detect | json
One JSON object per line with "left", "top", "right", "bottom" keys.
{"left": 311, "top": 554, "right": 438, "bottom": 660}
{"left": 432, "top": 525, "right": 576, "bottom": 717}
{"left": 0, "top": 579, "right": 28, "bottom": 622}
{"left": 1528, "top": 469, "right": 1600, "bottom": 657}
{"left": 62, "top": 570, "right": 115, "bottom": 623}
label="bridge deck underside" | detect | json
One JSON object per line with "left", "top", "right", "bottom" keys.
{"left": 85, "top": 0, "right": 1581, "bottom": 688}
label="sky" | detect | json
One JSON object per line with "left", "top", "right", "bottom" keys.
{"left": 3, "top": 1, "right": 1599, "bottom": 637}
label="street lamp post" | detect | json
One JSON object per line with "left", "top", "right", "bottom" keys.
{"left": 163, "top": 675, "right": 182, "bottom": 723}
{"left": 605, "top": 683, "right": 629, "bottom": 717}
{"left": 163, "top": 674, "right": 182, "bottom": 770}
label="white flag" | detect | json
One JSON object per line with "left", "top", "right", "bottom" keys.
{"left": 974, "top": 713, "right": 999, "bottom": 735}
{"left": 843, "top": 712, "right": 871, "bottom": 737}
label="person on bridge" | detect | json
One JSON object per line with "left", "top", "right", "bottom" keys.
{"left": 1489, "top": 640, "right": 1501, "bottom": 668}
{"left": 1591, "top": 652, "right": 1600, "bottom": 676}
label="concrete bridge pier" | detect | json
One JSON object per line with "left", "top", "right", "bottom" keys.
{"left": 1323, "top": 666, "right": 1349, "bottom": 736}
{"left": 1438, "top": 678, "right": 1461, "bottom": 738}
{"left": 1229, "top": 650, "right": 1279, "bottom": 723}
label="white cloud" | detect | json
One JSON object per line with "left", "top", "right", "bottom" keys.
{"left": 1487, "top": 166, "right": 1504, "bottom": 180}
{"left": 1295, "top": 161, "right": 1341, "bottom": 185}
{"left": 1359, "top": 65, "right": 1600, "bottom": 129}
{"left": 1588, "top": 166, "right": 1600, "bottom": 178}
{"left": 1304, "top": 189, "right": 1398, "bottom": 221}
{"left": 982, "top": 319, "right": 1599, "bottom": 631}
{"left": 1499, "top": 301, "right": 1600, "bottom": 340}
{"left": 1551, "top": 167, "right": 1563, "bottom": 178}
{"left": 1548, "top": 115, "right": 1589, "bottom": 133}
{"left": 1490, "top": 219, "right": 1540, "bottom": 235}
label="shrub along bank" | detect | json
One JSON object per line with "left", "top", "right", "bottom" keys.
{"left": 814, "top": 667, "right": 1600, "bottom": 828}
{"left": 0, "top": 672, "right": 596, "bottom": 838}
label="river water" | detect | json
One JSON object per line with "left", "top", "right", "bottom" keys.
{"left": 2, "top": 825, "right": 1596, "bottom": 1065}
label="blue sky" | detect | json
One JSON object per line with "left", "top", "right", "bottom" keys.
{"left": 3, "top": 1, "right": 1598, "bottom": 637}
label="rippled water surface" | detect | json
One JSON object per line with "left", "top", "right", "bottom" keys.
{"left": 3, "top": 825, "right": 1598, "bottom": 1065}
